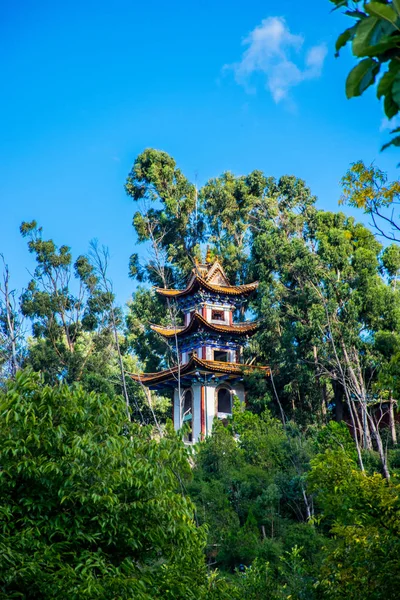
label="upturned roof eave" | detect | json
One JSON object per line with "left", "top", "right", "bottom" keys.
{"left": 150, "top": 313, "right": 260, "bottom": 339}
{"left": 127, "top": 356, "right": 270, "bottom": 387}
{"left": 155, "top": 276, "right": 259, "bottom": 299}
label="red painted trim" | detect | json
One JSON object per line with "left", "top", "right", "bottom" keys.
{"left": 201, "top": 385, "right": 206, "bottom": 438}
{"left": 229, "top": 310, "right": 233, "bottom": 325}
{"left": 202, "top": 346, "right": 206, "bottom": 359}
{"left": 202, "top": 304, "right": 207, "bottom": 319}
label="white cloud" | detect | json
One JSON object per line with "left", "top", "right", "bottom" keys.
{"left": 380, "top": 116, "right": 400, "bottom": 132}
{"left": 225, "top": 17, "right": 327, "bottom": 103}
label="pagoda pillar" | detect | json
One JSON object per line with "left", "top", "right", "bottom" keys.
{"left": 201, "top": 385, "right": 206, "bottom": 438}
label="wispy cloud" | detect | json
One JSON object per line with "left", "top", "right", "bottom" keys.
{"left": 225, "top": 17, "right": 327, "bottom": 104}
{"left": 380, "top": 116, "right": 400, "bottom": 132}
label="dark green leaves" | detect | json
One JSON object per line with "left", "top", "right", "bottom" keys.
{"left": 335, "top": 25, "right": 357, "bottom": 55}
{"left": 365, "top": 1, "right": 398, "bottom": 23}
{"left": 377, "top": 61, "right": 400, "bottom": 99}
{"left": 331, "top": 0, "right": 400, "bottom": 150}
{"left": 0, "top": 372, "right": 208, "bottom": 599}
{"left": 352, "top": 16, "right": 379, "bottom": 56}
{"left": 391, "top": 69, "right": 400, "bottom": 105}
{"left": 346, "top": 57, "right": 380, "bottom": 97}
{"left": 381, "top": 133, "right": 400, "bottom": 149}
{"left": 125, "top": 149, "right": 201, "bottom": 284}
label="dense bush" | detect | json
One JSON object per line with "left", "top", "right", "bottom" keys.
{"left": 0, "top": 371, "right": 209, "bottom": 599}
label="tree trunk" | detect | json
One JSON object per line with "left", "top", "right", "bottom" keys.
{"left": 313, "top": 345, "right": 327, "bottom": 423}
{"left": 368, "top": 412, "right": 390, "bottom": 480}
{"left": 389, "top": 395, "right": 397, "bottom": 446}
{"left": 340, "top": 342, "right": 372, "bottom": 450}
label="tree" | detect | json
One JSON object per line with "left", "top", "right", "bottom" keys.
{"left": 251, "top": 198, "right": 400, "bottom": 477}
{"left": 201, "top": 170, "right": 267, "bottom": 284}
{"left": 249, "top": 176, "right": 326, "bottom": 424}
{"left": 20, "top": 221, "right": 123, "bottom": 395}
{"left": 0, "top": 370, "right": 211, "bottom": 599}
{"left": 125, "top": 148, "right": 204, "bottom": 286}
{"left": 0, "top": 255, "right": 24, "bottom": 381}
{"left": 330, "top": 0, "right": 400, "bottom": 150}
{"left": 341, "top": 160, "right": 400, "bottom": 242}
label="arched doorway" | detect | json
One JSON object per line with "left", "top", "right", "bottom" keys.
{"left": 217, "top": 387, "right": 232, "bottom": 416}
{"left": 182, "top": 389, "right": 193, "bottom": 442}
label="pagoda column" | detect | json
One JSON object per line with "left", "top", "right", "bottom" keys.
{"left": 193, "top": 385, "right": 201, "bottom": 440}
{"left": 201, "top": 385, "right": 206, "bottom": 438}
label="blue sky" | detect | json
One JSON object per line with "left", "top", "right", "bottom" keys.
{"left": 1, "top": 0, "right": 399, "bottom": 304}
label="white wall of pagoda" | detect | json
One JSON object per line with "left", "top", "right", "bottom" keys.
{"left": 193, "top": 385, "right": 202, "bottom": 441}
{"left": 174, "top": 382, "right": 245, "bottom": 443}
{"left": 205, "top": 384, "right": 215, "bottom": 435}
{"left": 183, "top": 303, "right": 234, "bottom": 326}
{"left": 181, "top": 347, "right": 238, "bottom": 364}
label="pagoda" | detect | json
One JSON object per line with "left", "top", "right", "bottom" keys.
{"left": 129, "top": 251, "right": 269, "bottom": 443}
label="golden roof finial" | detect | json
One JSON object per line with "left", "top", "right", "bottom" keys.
{"left": 206, "top": 246, "right": 212, "bottom": 264}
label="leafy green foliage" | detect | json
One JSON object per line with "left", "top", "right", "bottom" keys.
{"left": 20, "top": 221, "right": 119, "bottom": 390}
{"left": 330, "top": 0, "right": 400, "bottom": 150}
{"left": 0, "top": 371, "right": 210, "bottom": 599}
{"left": 251, "top": 188, "right": 400, "bottom": 439}
{"left": 309, "top": 449, "right": 400, "bottom": 599}
{"left": 188, "top": 406, "right": 322, "bottom": 571}
{"left": 341, "top": 160, "right": 400, "bottom": 242}
{"left": 125, "top": 148, "right": 204, "bottom": 285}
{"left": 125, "top": 287, "right": 174, "bottom": 372}
{"left": 201, "top": 170, "right": 267, "bottom": 284}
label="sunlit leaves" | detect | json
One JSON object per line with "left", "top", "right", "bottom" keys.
{"left": 365, "top": 1, "right": 399, "bottom": 24}
{"left": 125, "top": 149, "right": 202, "bottom": 284}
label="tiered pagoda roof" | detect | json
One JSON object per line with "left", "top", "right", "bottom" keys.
{"left": 151, "top": 313, "right": 260, "bottom": 339}
{"left": 129, "top": 354, "right": 270, "bottom": 389}
{"left": 128, "top": 254, "right": 268, "bottom": 389}
{"left": 156, "top": 259, "right": 259, "bottom": 298}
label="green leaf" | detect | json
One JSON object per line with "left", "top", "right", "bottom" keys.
{"left": 390, "top": 73, "right": 400, "bottom": 107}
{"left": 330, "top": 0, "right": 348, "bottom": 7}
{"left": 346, "top": 58, "right": 380, "bottom": 98}
{"left": 382, "top": 134, "right": 400, "bottom": 150}
{"left": 377, "top": 70, "right": 392, "bottom": 99}
{"left": 377, "top": 62, "right": 400, "bottom": 99}
{"left": 394, "top": 0, "right": 400, "bottom": 16}
{"left": 345, "top": 9, "right": 368, "bottom": 19}
{"left": 351, "top": 17, "right": 398, "bottom": 58}
{"left": 384, "top": 90, "right": 399, "bottom": 118}
{"left": 335, "top": 25, "right": 357, "bottom": 55}
{"left": 352, "top": 17, "right": 379, "bottom": 57}
{"left": 365, "top": 2, "right": 398, "bottom": 24}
